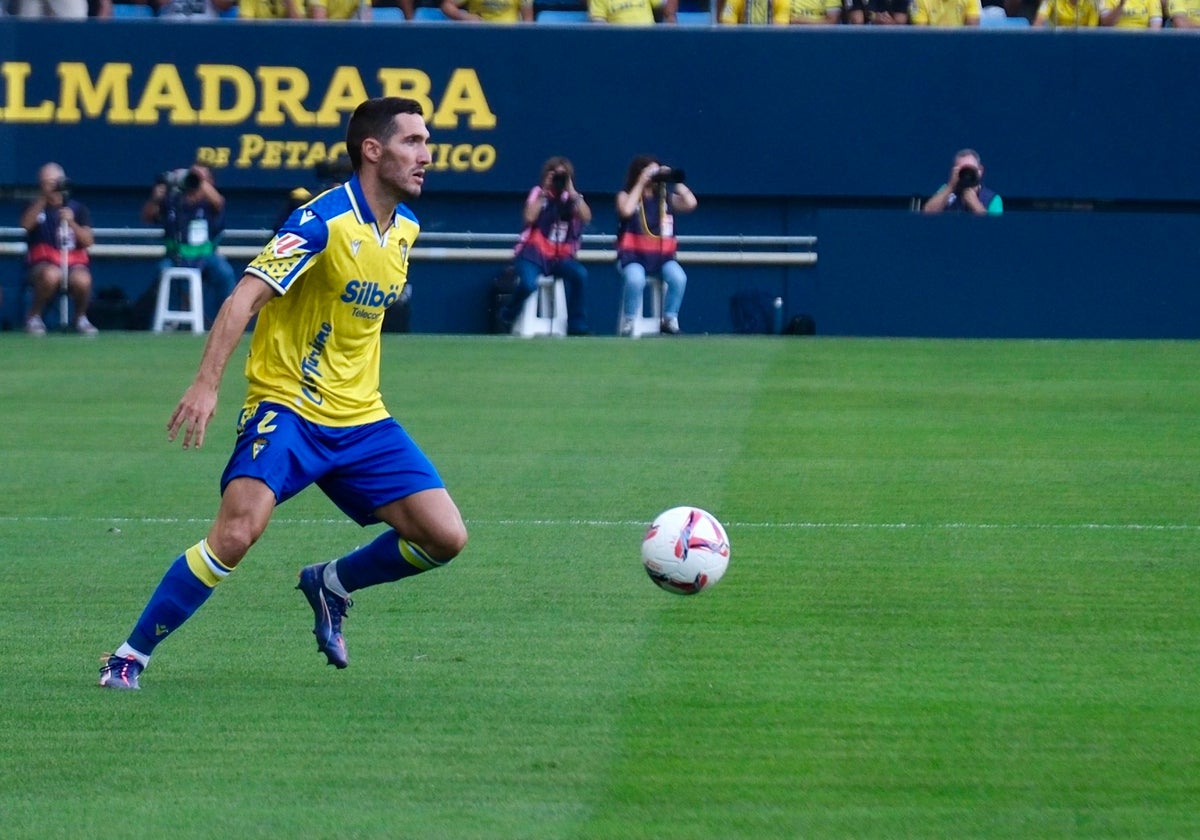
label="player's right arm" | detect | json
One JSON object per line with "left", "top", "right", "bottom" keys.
{"left": 167, "top": 275, "right": 276, "bottom": 450}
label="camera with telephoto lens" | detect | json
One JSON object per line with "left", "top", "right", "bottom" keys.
{"left": 649, "top": 166, "right": 686, "bottom": 185}
{"left": 956, "top": 165, "right": 980, "bottom": 189}
{"left": 52, "top": 178, "right": 71, "bottom": 196}
{"left": 159, "top": 168, "right": 201, "bottom": 192}
{"left": 550, "top": 171, "right": 569, "bottom": 193}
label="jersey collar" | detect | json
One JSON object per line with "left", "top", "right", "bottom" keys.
{"left": 344, "top": 174, "right": 376, "bottom": 227}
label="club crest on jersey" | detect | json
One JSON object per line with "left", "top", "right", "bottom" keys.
{"left": 273, "top": 232, "right": 308, "bottom": 257}
{"left": 251, "top": 437, "right": 269, "bottom": 459}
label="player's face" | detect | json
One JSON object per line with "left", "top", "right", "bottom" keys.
{"left": 378, "top": 113, "right": 432, "bottom": 201}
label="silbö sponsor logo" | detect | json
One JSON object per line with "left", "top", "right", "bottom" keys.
{"left": 300, "top": 321, "right": 332, "bottom": 405}
{"left": 340, "top": 279, "right": 403, "bottom": 321}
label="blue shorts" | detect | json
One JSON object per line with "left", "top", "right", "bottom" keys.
{"left": 220, "top": 402, "right": 445, "bottom": 526}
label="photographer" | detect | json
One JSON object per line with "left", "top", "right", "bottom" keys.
{"left": 20, "top": 162, "right": 98, "bottom": 336}
{"left": 498, "top": 156, "right": 593, "bottom": 336}
{"left": 142, "top": 164, "right": 236, "bottom": 328}
{"left": 923, "top": 149, "right": 1003, "bottom": 216}
{"left": 615, "top": 154, "right": 698, "bottom": 336}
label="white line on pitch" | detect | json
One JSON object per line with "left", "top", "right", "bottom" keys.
{"left": 1, "top": 515, "right": 1198, "bottom": 531}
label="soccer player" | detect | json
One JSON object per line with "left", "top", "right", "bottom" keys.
{"left": 99, "top": 97, "right": 468, "bottom": 690}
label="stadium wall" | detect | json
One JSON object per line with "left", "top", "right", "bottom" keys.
{"left": 0, "top": 20, "right": 1197, "bottom": 337}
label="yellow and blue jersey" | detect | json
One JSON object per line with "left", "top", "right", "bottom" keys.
{"left": 243, "top": 175, "right": 418, "bottom": 428}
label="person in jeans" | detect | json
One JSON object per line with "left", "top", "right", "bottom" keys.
{"left": 499, "top": 156, "right": 593, "bottom": 336}
{"left": 615, "top": 154, "right": 698, "bottom": 336}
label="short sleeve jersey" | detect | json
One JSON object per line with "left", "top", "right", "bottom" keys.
{"left": 1098, "top": 0, "right": 1161, "bottom": 24}
{"left": 452, "top": 0, "right": 531, "bottom": 20}
{"left": 589, "top": 0, "right": 656, "bottom": 23}
{"left": 306, "top": 0, "right": 364, "bottom": 17}
{"left": 1036, "top": 0, "right": 1099, "bottom": 24}
{"left": 910, "top": 0, "right": 981, "bottom": 23}
{"left": 242, "top": 175, "right": 419, "bottom": 427}
{"left": 779, "top": 0, "right": 842, "bottom": 20}
{"left": 1167, "top": 0, "right": 1200, "bottom": 22}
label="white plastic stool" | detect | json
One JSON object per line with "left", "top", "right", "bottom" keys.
{"left": 627, "top": 276, "right": 664, "bottom": 338}
{"left": 512, "top": 274, "right": 567, "bottom": 338}
{"left": 153, "top": 266, "right": 205, "bottom": 334}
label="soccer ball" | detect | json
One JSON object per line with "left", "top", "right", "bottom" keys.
{"left": 641, "top": 506, "right": 731, "bottom": 595}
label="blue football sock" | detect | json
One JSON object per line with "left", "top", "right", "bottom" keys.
{"left": 125, "top": 540, "right": 232, "bottom": 657}
{"left": 332, "top": 530, "right": 447, "bottom": 593}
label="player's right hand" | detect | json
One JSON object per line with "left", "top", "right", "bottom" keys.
{"left": 167, "top": 384, "right": 218, "bottom": 450}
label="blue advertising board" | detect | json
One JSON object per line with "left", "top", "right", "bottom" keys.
{"left": 1, "top": 21, "right": 1198, "bottom": 203}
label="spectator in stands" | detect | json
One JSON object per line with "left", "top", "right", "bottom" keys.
{"left": 152, "top": 0, "right": 234, "bottom": 17}
{"left": 15, "top": 0, "right": 88, "bottom": 16}
{"left": 615, "top": 155, "right": 697, "bottom": 337}
{"left": 497, "top": 156, "right": 593, "bottom": 336}
{"left": 1099, "top": 0, "right": 1162, "bottom": 25}
{"left": 922, "top": 149, "right": 1003, "bottom": 216}
{"left": 720, "top": 0, "right": 785, "bottom": 20}
{"left": 590, "top": 0, "right": 676, "bottom": 23}
{"left": 21, "top": 162, "right": 98, "bottom": 336}
{"left": 308, "top": 0, "right": 371, "bottom": 18}
{"left": 1033, "top": 0, "right": 1098, "bottom": 24}
{"left": 440, "top": 0, "right": 531, "bottom": 20}
{"left": 238, "top": 0, "right": 303, "bottom": 17}
{"left": 842, "top": 0, "right": 909, "bottom": 23}
{"left": 911, "top": 0, "right": 981, "bottom": 23}
{"left": 1168, "top": 0, "right": 1200, "bottom": 24}
{"left": 141, "top": 164, "right": 236, "bottom": 329}
{"left": 722, "top": 0, "right": 839, "bottom": 21}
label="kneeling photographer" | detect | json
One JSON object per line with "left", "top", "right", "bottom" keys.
{"left": 922, "top": 148, "right": 1003, "bottom": 216}
{"left": 141, "top": 163, "right": 236, "bottom": 329}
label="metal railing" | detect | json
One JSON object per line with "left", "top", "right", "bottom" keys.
{"left": 0, "top": 226, "right": 817, "bottom": 266}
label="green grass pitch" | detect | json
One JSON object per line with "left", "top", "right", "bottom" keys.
{"left": 1, "top": 332, "right": 1198, "bottom": 838}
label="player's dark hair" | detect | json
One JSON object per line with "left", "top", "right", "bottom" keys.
{"left": 346, "top": 97, "right": 425, "bottom": 171}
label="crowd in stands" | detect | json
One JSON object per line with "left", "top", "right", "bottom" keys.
{"left": 3, "top": 0, "right": 1198, "bottom": 27}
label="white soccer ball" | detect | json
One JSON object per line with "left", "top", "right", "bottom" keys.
{"left": 641, "top": 506, "right": 731, "bottom": 595}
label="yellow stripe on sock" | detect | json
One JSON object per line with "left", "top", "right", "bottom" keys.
{"left": 185, "top": 540, "right": 232, "bottom": 588}
{"left": 399, "top": 539, "right": 440, "bottom": 572}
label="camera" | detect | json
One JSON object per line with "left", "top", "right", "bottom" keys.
{"left": 159, "top": 168, "right": 201, "bottom": 192}
{"left": 51, "top": 178, "right": 71, "bottom": 194}
{"left": 957, "top": 165, "right": 980, "bottom": 189}
{"left": 649, "top": 166, "right": 686, "bottom": 185}
{"left": 550, "top": 171, "right": 568, "bottom": 193}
